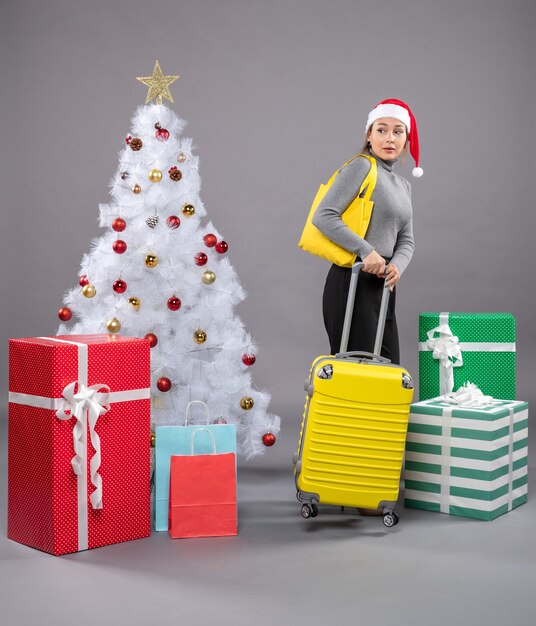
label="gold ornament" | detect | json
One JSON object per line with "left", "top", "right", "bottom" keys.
{"left": 128, "top": 297, "right": 141, "bottom": 310}
{"left": 82, "top": 284, "right": 96, "bottom": 298}
{"left": 150, "top": 432, "right": 156, "bottom": 448}
{"left": 193, "top": 329, "right": 207, "bottom": 344}
{"left": 178, "top": 152, "right": 186, "bottom": 163}
{"left": 240, "top": 396, "right": 255, "bottom": 411}
{"left": 106, "top": 317, "right": 121, "bottom": 333}
{"left": 145, "top": 253, "right": 159, "bottom": 268}
{"left": 136, "top": 60, "right": 180, "bottom": 105}
{"left": 202, "top": 270, "right": 216, "bottom": 285}
{"left": 148, "top": 168, "right": 162, "bottom": 183}
{"left": 182, "top": 203, "right": 195, "bottom": 216}
{"left": 132, "top": 184, "right": 142, "bottom": 194}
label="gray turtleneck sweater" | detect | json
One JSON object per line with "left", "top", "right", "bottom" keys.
{"left": 311, "top": 150, "right": 415, "bottom": 275}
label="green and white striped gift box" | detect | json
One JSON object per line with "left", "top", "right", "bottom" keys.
{"left": 404, "top": 398, "right": 528, "bottom": 521}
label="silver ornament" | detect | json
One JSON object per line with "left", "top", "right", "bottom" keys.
{"left": 146, "top": 214, "right": 159, "bottom": 228}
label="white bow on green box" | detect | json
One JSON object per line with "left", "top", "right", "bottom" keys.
{"left": 418, "top": 312, "right": 516, "bottom": 401}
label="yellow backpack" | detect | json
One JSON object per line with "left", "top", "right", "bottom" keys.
{"left": 298, "top": 154, "right": 377, "bottom": 268}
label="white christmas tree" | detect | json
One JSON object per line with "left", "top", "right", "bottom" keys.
{"left": 57, "top": 62, "right": 280, "bottom": 458}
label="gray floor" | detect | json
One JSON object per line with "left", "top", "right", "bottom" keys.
{"left": 1, "top": 416, "right": 535, "bottom": 626}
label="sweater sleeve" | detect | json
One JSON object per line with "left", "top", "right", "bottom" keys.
{"left": 389, "top": 216, "right": 415, "bottom": 275}
{"left": 389, "top": 178, "right": 415, "bottom": 275}
{"left": 311, "top": 157, "right": 375, "bottom": 260}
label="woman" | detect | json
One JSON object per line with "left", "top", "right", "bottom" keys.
{"left": 312, "top": 99, "right": 422, "bottom": 363}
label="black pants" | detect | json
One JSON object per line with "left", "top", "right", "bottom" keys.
{"left": 322, "top": 263, "right": 400, "bottom": 363}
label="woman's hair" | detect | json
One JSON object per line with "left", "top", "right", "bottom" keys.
{"left": 362, "top": 122, "right": 409, "bottom": 160}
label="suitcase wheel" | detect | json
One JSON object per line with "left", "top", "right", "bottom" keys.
{"left": 301, "top": 503, "right": 319, "bottom": 519}
{"left": 301, "top": 504, "right": 312, "bottom": 519}
{"left": 382, "top": 512, "right": 399, "bottom": 528}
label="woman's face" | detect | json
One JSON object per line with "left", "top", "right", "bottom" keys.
{"left": 367, "top": 118, "right": 407, "bottom": 161}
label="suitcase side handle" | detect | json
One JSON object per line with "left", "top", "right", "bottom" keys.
{"left": 339, "top": 261, "right": 390, "bottom": 355}
{"left": 335, "top": 351, "right": 391, "bottom": 363}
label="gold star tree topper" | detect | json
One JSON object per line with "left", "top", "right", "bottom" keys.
{"left": 136, "top": 60, "right": 180, "bottom": 105}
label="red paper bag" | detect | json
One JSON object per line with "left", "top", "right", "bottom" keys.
{"left": 168, "top": 428, "right": 237, "bottom": 539}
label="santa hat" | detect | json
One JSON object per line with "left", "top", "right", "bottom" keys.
{"left": 366, "top": 99, "right": 423, "bottom": 177}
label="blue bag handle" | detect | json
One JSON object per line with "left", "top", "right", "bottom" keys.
{"left": 189, "top": 427, "right": 217, "bottom": 455}
{"left": 185, "top": 400, "right": 210, "bottom": 425}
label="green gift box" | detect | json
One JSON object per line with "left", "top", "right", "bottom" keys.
{"left": 419, "top": 312, "right": 516, "bottom": 401}
{"left": 404, "top": 398, "right": 528, "bottom": 521}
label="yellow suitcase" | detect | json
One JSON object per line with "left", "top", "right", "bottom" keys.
{"left": 293, "top": 263, "right": 414, "bottom": 527}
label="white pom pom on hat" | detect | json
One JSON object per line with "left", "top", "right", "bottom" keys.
{"left": 367, "top": 99, "right": 423, "bottom": 177}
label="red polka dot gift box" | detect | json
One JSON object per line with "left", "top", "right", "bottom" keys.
{"left": 7, "top": 334, "right": 151, "bottom": 556}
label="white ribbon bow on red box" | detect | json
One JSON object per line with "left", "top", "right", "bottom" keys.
{"left": 56, "top": 381, "right": 111, "bottom": 510}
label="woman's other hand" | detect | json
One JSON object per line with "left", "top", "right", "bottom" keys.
{"left": 385, "top": 263, "right": 400, "bottom": 291}
{"left": 362, "top": 250, "right": 386, "bottom": 275}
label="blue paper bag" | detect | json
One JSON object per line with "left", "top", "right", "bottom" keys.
{"left": 154, "top": 401, "right": 237, "bottom": 531}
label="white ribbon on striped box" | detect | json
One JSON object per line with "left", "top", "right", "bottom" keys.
{"left": 441, "top": 383, "right": 495, "bottom": 512}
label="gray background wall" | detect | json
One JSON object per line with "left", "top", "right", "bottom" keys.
{"left": 1, "top": 3, "right": 535, "bottom": 625}
{"left": 1, "top": 0, "right": 535, "bottom": 467}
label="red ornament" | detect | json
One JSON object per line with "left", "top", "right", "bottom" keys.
{"left": 157, "top": 377, "right": 172, "bottom": 392}
{"left": 215, "top": 241, "right": 228, "bottom": 254}
{"left": 166, "top": 215, "right": 181, "bottom": 229}
{"left": 203, "top": 233, "right": 217, "bottom": 248}
{"left": 155, "top": 124, "right": 170, "bottom": 142}
{"left": 58, "top": 307, "right": 72, "bottom": 322}
{"left": 113, "top": 279, "right": 127, "bottom": 293}
{"left": 79, "top": 275, "right": 89, "bottom": 287}
{"left": 144, "top": 333, "right": 158, "bottom": 348}
{"left": 112, "top": 240, "right": 127, "bottom": 254}
{"left": 167, "top": 296, "right": 182, "bottom": 311}
{"left": 242, "top": 354, "right": 256, "bottom": 366}
{"left": 125, "top": 135, "right": 132, "bottom": 144}
{"left": 262, "top": 433, "right": 276, "bottom": 447}
{"left": 112, "top": 217, "right": 126, "bottom": 232}
{"left": 195, "top": 252, "right": 208, "bottom": 266}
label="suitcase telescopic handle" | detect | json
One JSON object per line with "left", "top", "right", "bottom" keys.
{"left": 338, "top": 261, "right": 391, "bottom": 357}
